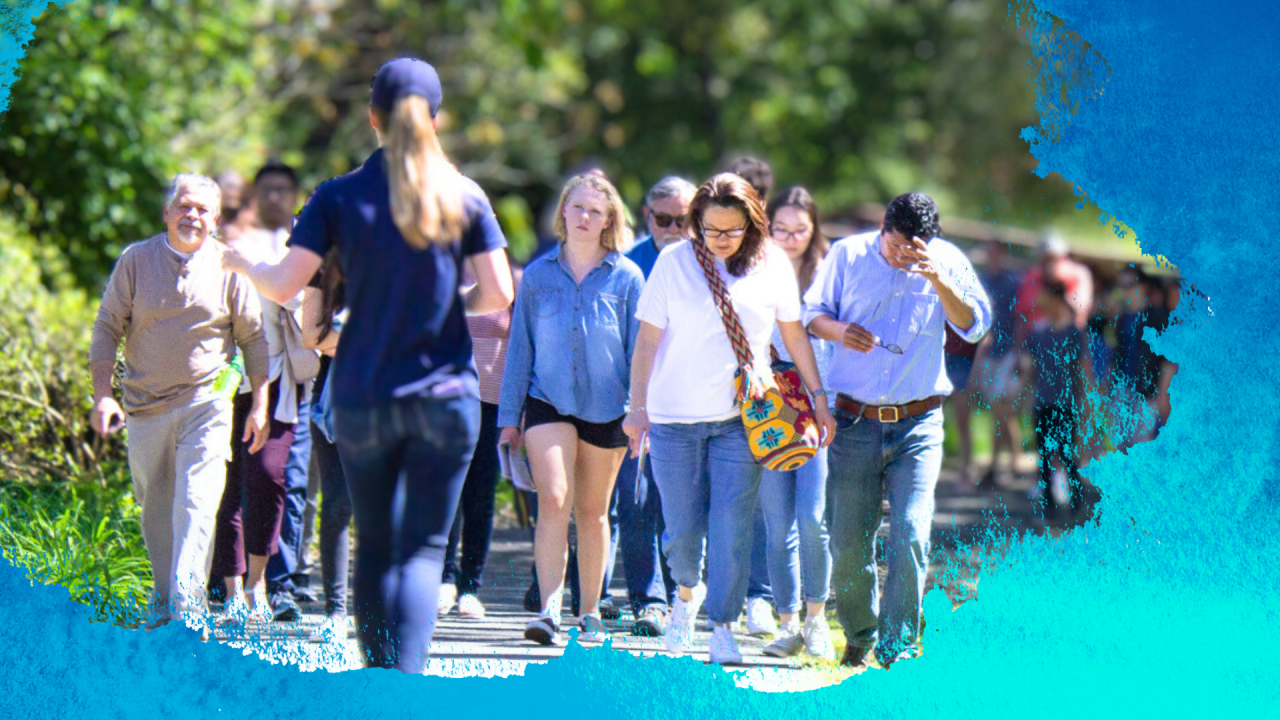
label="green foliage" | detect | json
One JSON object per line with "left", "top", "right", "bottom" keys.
{"left": 0, "top": 0, "right": 307, "bottom": 290}
{"left": 0, "top": 481, "right": 150, "bottom": 626}
{"left": 0, "top": 215, "right": 128, "bottom": 486}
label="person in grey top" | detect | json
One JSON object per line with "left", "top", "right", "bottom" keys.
{"left": 89, "top": 173, "right": 269, "bottom": 635}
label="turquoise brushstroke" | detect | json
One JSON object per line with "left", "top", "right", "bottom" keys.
{"left": 2, "top": 0, "right": 1278, "bottom": 715}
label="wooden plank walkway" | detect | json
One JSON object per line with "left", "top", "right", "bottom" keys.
{"left": 205, "top": 453, "right": 1097, "bottom": 691}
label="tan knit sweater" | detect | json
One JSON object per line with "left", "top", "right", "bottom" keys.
{"left": 89, "top": 234, "right": 269, "bottom": 417}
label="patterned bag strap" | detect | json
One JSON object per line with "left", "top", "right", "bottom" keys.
{"left": 690, "top": 238, "right": 756, "bottom": 373}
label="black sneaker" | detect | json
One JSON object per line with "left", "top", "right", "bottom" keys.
{"left": 524, "top": 615, "right": 561, "bottom": 646}
{"left": 598, "top": 596, "right": 622, "bottom": 621}
{"left": 840, "top": 644, "right": 873, "bottom": 669}
{"left": 270, "top": 592, "right": 301, "bottom": 622}
{"left": 292, "top": 586, "right": 318, "bottom": 604}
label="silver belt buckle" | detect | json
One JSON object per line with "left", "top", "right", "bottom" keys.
{"left": 877, "top": 406, "right": 900, "bottom": 423}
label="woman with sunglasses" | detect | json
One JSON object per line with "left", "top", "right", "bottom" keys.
{"left": 623, "top": 173, "right": 836, "bottom": 665}
{"left": 757, "top": 186, "right": 836, "bottom": 660}
{"left": 222, "top": 58, "right": 514, "bottom": 673}
{"left": 499, "top": 173, "right": 645, "bottom": 647}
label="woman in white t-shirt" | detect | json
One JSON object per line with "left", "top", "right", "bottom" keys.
{"left": 623, "top": 173, "right": 836, "bottom": 665}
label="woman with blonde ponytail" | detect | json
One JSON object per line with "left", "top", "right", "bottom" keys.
{"left": 223, "top": 57, "right": 515, "bottom": 674}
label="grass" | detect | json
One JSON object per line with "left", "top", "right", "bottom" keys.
{"left": 0, "top": 482, "right": 151, "bottom": 626}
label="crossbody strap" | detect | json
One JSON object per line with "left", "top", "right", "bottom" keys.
{"left": 690, "top": 238, "right": 755, "bottom": 372}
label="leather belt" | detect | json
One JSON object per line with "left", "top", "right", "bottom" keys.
{"left": 834, "top": 394, "right": 944, "bottom": 423}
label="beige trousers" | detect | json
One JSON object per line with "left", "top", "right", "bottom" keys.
{"left": 126, "top": 395, "right": 233, "bottom": 619}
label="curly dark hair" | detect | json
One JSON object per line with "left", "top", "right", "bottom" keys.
{"left": 689, "top": 173, "right": 770, "bottom": 277}
{"left": 882, "top": 192, "right": 940, "bottom": 242}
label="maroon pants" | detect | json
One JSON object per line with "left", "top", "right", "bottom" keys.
{"left": 210, "top": 380, "right": 299, "bottom": 578}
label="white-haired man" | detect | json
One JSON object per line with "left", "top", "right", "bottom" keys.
{"left": 89, "top": 173, "right": 269, "bottom": 633}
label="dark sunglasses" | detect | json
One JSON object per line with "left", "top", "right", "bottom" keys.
{"left": 650, "top": 211, "right": 689, "bottom": 229}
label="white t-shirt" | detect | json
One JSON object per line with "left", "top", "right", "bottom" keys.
{"left": 635, "top": 240, "right": 801, "bottom": 423}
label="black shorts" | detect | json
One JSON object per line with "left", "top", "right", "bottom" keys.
{"left": 523, "top": 396, "right": 627, "bottom": 450}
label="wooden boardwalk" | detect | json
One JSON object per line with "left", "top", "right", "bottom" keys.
{"left": 205, "top": 453, "right": 1097, "bottom": 691}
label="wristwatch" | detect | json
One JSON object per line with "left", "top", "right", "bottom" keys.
{"left": 809, "top": 388, "right": 829, "bottom": 399}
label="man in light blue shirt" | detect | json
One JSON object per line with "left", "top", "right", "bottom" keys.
{"left": 803, "top": 192, "right": 991, "bottom": 669}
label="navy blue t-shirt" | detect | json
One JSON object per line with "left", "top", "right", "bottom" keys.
{"left": 288, "top": 148, "right": 507, "bottom": 408}
{"left": 625, "top": 235, "right": 661, "bottom": 279}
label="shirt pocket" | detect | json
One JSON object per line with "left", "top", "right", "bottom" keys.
{"left": 594, "top": 292, "right": 623, "bottom": 329}
{"left": 533, "top": 288, "right": 568, "bottom": 319}
{"left": 908, "top": 292, "right": 943, "bottom": 338}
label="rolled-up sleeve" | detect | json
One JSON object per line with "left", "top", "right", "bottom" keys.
{"left": 944, "top": 245, "right": 993, "bottom": 344}
{"left": 802, "top": 243, "right": 846, "bottom": 327}
{"left": 496, "top": 280, "right": 536, "bottom": 428}
{"left": 89, "top": 247, "right": 136, "bottom": 364}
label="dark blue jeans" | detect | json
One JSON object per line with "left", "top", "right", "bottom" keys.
{"left": 312, "top": 420, "right": 352, "bottom": 616}
{"left": 267, "top": 395, "right": 311, "bottom": 594}
{"left": 334, "top": 393, "right": 479, "bottom": 674}
{"left": 443, "top": 402, "right": 499, "bottom": 595}
{"left": 614, "top": 453, "right": 675, "bottom": 615}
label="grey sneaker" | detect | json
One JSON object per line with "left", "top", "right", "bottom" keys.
{"left": 308, "top": 613, "right": 347, "bottom": 644}
{"left": 524, "top": 614, "right": 561, "bottom": 646}
{"left": 762, "top": 621, "right": 804, "bottom": 658}
{"left": 578, "top": 613, "right": 609, "bottom": 643}
{"left": 631, "top": 606, "right": 666, "bottom": 637}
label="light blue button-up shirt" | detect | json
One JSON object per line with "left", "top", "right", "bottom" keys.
{"left": 498, "top": 244, "right": 645, "bottom": 427}
{"left": 801, "top": 231, "right": 991, "bottom": 405}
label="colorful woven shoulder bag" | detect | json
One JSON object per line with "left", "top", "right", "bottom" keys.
{"left": 691, "top": 239, "right": 821, "bottom": 471}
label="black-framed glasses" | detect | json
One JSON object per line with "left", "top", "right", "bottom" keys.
{"left": 702, "top": 226, "right": 748, "bottom": 240}
{"left": 875, "top": 337, "right": 904, "bottom": 354}
{"left": 650, "top": 211, "right": 689, "bottom": 229}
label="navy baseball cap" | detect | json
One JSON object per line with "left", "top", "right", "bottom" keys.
{"left": 371, "top": 58, "right": 442, "bottom": 117}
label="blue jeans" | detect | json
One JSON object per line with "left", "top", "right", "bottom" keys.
{"left": 267, "top": 395, "right": 311, "bottom": 593}
{"left": 334, "top": 393, "right": 479, "bottom": 673}
{"left": 614, "top": 453, "right": 675, "bottom": 615}
{"left": 759, "top": 446, "right": 832, "bottom": 613}
{"left": 649, "top": 417, "right": 761, "bottom": 625}
{"left": 827, "top": 406, "right": 943, "bottom": 663}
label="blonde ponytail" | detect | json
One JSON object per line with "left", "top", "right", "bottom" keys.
{"left": 383, "top": 95, "right": 467, "bottom": 248}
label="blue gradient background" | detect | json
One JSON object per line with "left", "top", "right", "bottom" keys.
{"left": 2, "top": 0, "right": 1277, "bottom": 716}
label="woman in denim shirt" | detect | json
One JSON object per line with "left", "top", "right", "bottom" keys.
{"left": 759, "top": 186, "right": 836, "bottom": 661}
{"left": 498, "top": 173, "right": 645, "bottom": 646}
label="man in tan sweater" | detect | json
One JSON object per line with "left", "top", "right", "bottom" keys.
{"left": 89, "top": 173, "right": 270, "bottom": 632}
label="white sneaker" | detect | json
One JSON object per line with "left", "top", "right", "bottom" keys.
{"left": 308, "top": 614, "right": 347, "bottom": 644}
{"left": 578, "top": 613, "right": 609, "bottom": 643}
{"left": 762, "top": 620, "right": 803, "bottom": 658}
{"left": 457, "top": 593, "right": 486, "bottom": 620}
{"left": 437, "top": 583, "right": 458, "bottom": 617}
{"left": 745, "top": 596, "right": 778, "bottom": 637}
{"left": 803, "top": 614, "right": 836, "bottom": 661}
{"left": 708, "top": 624, "right": 742, "bottom": 665}
{"left": 662, "top": 585, "right": 706, "bottom": 655}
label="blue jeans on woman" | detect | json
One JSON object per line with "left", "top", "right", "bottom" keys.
{"left": 759, "top": 446, "right": 831, "bottom": 614}
{"left": 648, "top": 417, "right": 761, "bottom": 625}
{"left": 827, "top": 407, "right": 944, "bottom": 665}
{"left": 333, "top": 393, "right": 480, "bottom": 673}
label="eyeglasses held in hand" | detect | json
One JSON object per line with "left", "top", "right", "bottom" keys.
{"left": 875, "top": 337, "right": 904, "bottom": 354}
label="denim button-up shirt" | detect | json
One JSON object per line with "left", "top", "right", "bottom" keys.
{"left": 802, "top": 231, "right": 991, "bottom": 405}
{"left": 498, "top": 244, "right": 645, "bottom": 427}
